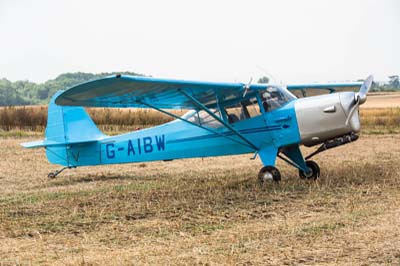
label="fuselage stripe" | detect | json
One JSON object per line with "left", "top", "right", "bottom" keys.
{"left": 167, "top": 125, "right": 282, "bottom": 144}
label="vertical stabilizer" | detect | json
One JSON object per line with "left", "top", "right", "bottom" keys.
{"left": 46, "top": 91, "right": 105, "bottom": 144}
{"left": 44, "top": 91, "right": 106, "bottom": 166}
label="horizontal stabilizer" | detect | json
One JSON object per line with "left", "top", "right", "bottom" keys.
{"left": 21, "top": 139, "right": 99, "bottom": 149}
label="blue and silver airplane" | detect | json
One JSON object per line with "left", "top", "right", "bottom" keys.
{"left": 22, "top": 74, "right": 373, "bottom": 184}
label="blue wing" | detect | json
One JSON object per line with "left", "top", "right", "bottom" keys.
{"left": 287, "top": 82, "right": 362, "bottom": 97}
{"left": 55, "top": 74, "right": 363, "bottom": 109}
{"left": 55, "top": 75, "right": 263, "bottom": 109}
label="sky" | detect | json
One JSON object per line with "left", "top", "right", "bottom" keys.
{"left": 0, "top": 0, "right": 398, "bottom": 84}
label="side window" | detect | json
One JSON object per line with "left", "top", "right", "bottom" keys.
{"left": 186, "top": 111, "right": 200, "bottom": 124}
{"left": 242, "top": 97, "right": 261, "bottom": 118}
{"left": 199, "top": 109, "right": 222, "bottom": 128}
{"left": 187, "top": 109, "right": 222, "bottom": 128}
{"left": 225, "top": 103, "right": 244, "bottom": 124}
{"left": 225, "top": 97, "right": 261, "bottom": 124}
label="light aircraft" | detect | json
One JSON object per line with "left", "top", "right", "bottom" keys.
{"left": 22, "top": 74, "right": 373, "bottom": 184}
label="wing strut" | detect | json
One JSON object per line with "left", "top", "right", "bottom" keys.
{"left": 137, "top": 100, "right": 257, "bottom": 149}
{"left": 179, "top": 90, "right": 259, "bottom": 151}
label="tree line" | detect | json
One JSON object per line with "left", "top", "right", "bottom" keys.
{"left": 0, "top": 71, "right": 142, "bottom": 106}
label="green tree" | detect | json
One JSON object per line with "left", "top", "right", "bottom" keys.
{"left": 0, "top": 71, "right": 143, "bottom": 106}
{"left": 257, "top": 76, "right": 269, "bottom": 84}
{"left": 388, "top": 75, "right": 399, "bottom": 89}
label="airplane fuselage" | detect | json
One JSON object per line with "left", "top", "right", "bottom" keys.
{"left": 47, "top": 97, "right": 300, "bottom": 167}
{"left": 61, "top": 100, "right": 300, "bottom": 167}
{"left": 46, "top": 89, "right": 362, "bottom": 171}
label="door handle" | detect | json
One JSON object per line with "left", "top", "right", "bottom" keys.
{"left": 323, "top": 105, "right": 336, "bottom": 113}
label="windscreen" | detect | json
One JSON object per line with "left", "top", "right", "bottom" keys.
{"left": 260, "top": 86, "right": 296, "bottom": 112}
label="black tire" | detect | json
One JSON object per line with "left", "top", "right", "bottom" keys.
{"left": 299, "top": 160, "right": 320, "bottom": 180}
{"left": 258, "top": 166, "right": 281, "bottom": 185}
{"left": 47, "top": 172, "right": 56, "bottom": 179}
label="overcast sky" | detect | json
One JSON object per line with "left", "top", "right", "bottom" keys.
{"left": 0, "top": 0, "right": 398, "bottom": 84}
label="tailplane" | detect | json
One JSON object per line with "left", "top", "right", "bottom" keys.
{"left": 21, "top": 91, "right": 106, "bottom": 166}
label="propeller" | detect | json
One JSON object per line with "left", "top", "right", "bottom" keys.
{"left": 345, "top": 75, "right": 374, "bottom": 125}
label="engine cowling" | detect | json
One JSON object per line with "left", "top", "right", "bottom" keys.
{"left": 295, "top": 91, "right": 361, "bottom": 147}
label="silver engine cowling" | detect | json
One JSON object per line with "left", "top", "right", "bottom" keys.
{"left": 295, "top": 91, "right": 361, "bottom": 147}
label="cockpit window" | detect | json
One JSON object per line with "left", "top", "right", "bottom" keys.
{"left": 260, "top": 86, "right": 296, "bottom": 112}
{"left": 185, "top": 109, "right": 222, "bottom": 128}
{"left": 181, "top": 86, "right": 295, "bottom": 127}
{"left": 225, "top": 97, "right": 261, "bottom": 124}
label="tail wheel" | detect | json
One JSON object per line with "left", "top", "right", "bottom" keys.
{"left": 47, "top": 172, "right": 56, "bottom": 179}
{"left": 299, "top": 160, "right": 320, "bottom": 180}
{"left": 258, "top": 166, "right": 281, "bottom": 185}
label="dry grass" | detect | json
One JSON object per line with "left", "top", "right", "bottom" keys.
{"left": 86, "top": 108, "right": 185, "bottom": 133}
{"left": 1, "top": 105, "right": 399, "bottom": 136}
{"left": 360, "top": 108, "right": 400, "bottom": 134}
{"left": 0, "top": 106, "right": 185, "bottom": 133}
{"left": 0, "top": 106, "right": 47, "bottom": 131}
{"left": 1, "top": 135, "right": 400, "bottom": 265}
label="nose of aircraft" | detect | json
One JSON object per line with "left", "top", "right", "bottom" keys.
{"left": 342, "top": 75, "right": 374, "bottom": 128}
{"left": 295, "top": 75, "right": 373, "bottom": 147}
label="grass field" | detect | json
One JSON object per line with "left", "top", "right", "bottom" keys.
{"left": 1, "top": 94, "right": 400, "bottom": 265}
{"left": 1, "top": 134, "right": 400, "bottom": 265}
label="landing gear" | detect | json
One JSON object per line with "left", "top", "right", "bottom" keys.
{"left": 299, "top": 160, "right": 320, "bottom": 180}
{"left": 47, "top": 172, "right": 56, "bottom": 179}
{"left": 47, "top": 167, "right": 70, "bottom": 179}
{"left": 255, "top": 133, "right": 360, "bottom": 184}
{"left": 258, "top": 166, "right": 281, "bottom": 185}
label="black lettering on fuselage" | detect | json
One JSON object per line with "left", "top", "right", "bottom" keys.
{"left": 106, "top": 143, "right": 115, "bottom": 159}
{"left": 143, "top": 137, "right": 153, "bottom": 153}
{"left": 137, "top": 138, "right": 142, "bottom": 154}
{"left": 127, "top": 140, "right": 135, "bottom": 156}
{"left": 155, "top": 135, "right": 165, "bottom": 151}
{"left": 105, "top": 135, "right": 166, "bottom": 160}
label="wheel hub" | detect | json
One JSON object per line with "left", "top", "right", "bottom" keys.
{"left": 258, "top": 166, "right": 281, "bottom": 184}
{"left": 262, "top": 172, "right": 273, "bottom": 181}
{"left": 298, "top": 160, "right": 320, "bottom": 180}
{"left": 303, "top": 168, "right": 313, "bottom": 178}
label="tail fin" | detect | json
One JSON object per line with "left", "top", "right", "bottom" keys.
{"left": 45, "top": 90, "right": 105, "bottom": 144}
{"left": 22, "top": 91, "right": 106, "bottom": 166}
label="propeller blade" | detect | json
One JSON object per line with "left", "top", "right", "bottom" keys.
{"left": 358, "top": 75, "right": 373, "bottom": 104}
{"left": 345, "top": 97, "right": 360, "bottom": 126}
{"left": 345, "top": 75, "right": 373, "bottom": 125}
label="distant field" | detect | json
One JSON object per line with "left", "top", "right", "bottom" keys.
{"left": 0, "top": 135, "right": 399, "bottom": 265}
{"left": 362, "top": 92, "right": 400, "bottom": 108}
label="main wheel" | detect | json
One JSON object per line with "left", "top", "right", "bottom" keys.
{"left": 258, "top": 166, "right": 281, "bottom": 185}
{"left": 299, "top": 160, "right": 320, "bottom": 180}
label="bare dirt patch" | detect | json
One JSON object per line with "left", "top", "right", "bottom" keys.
{"left": 363, "top": 92, "right": 400, "bottom": 108}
